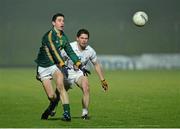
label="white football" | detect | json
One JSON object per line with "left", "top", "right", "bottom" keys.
{"left": 133, "top": 11, "right": 148, "bottom": 26}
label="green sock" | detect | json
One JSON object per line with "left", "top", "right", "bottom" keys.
{"left": 63, "top": 104, "right": 70, "bottom": 114}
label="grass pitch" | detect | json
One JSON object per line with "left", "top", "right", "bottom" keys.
{"left": 0, "top": 68, "right": 180, "bottom": 128}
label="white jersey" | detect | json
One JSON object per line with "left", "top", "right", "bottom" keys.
{"left": 61, "top": 41, "right": 97, "bottom": 86}
{"left": 61, "top": 41, "right": 97, "bottom": 69}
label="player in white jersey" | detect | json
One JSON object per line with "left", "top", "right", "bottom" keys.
{"left": 61, "top": 29, "right": 109, "bottom": 119}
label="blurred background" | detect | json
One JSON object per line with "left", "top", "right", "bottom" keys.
{"left": 0, "top": 0, "right": 180, "bottom": 68}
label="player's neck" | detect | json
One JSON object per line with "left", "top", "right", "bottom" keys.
{"left": 77, "top": 43, "right": 85, "bottom": 52}
{"left": 54, "top": 27, "right": 62, "bottom": 35}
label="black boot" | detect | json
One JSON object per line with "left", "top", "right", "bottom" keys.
{"left": 41, "top": 90, "right": 60, "bottom": 120}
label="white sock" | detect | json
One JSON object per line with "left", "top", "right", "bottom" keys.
{"left": 82, "top": 108, "right": 88, "bottom": 116}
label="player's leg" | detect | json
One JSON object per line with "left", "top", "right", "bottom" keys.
{"left": 45, "top": 85, "right": 71, "bottom": 117}
{"left": 76, "top": 76, "right": 90, "bottom": 119}
{"left": 50, "top": 88, "right": 60, "bottom": 116}
{"left": 53, "top": 70, "right": 71, "bottom": 121}
{"left": 38, "top": 66, "right": 60, "bottom": 120}
{"left": 41, "top": 79, "right": 60, "bottom": 119}
{"left": 43, "top": 79, "right": 72, "bottom": 118}
{"left": 42, "top": 68, "right": 78, "bottom": 120}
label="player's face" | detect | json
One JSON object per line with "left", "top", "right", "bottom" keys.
{"left": 52, "top": 16, "right": 64, "bottom": 31}
{"left": 77, "top": 34, "right": 89, "bottom": 49}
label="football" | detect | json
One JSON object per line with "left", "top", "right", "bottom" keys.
{"left": 133, "top": 11, "right": 148, "bottom": 27}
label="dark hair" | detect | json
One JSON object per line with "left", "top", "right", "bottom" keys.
{"left": 76, "top": 29, "right": 90, "bottom": 38}
{"left": 52, "top": 13, "right": 64, "bottom": 22}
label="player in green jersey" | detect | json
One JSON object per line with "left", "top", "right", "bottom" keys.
{"left": 35, "top": 13, "right": 90, "bottom": 121}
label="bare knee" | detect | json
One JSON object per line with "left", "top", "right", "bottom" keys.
{"left": 42, "top": 79, "right": 56, "bottom": 101}
{"left": 54, "top": 71, "right": 65, "bottom": 92}
{"left": 56, "top": 79, "right": 66, "bottom": 94}
{"left": 47, "top": 93, "right": 56, "bottom": 101}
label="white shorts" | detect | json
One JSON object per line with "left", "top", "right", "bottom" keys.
{"left": 64, "top": 69, "right": 84, "bottom": 87}
{"left": 38, "top": 65, "right": 59, "bottom": 81}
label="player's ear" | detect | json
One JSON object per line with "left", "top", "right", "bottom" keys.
{"left": 76, "top": 37, "right": 79, "bottom": 41}
{"left": 52, "top": 21, "right": 55, "bottom": 26}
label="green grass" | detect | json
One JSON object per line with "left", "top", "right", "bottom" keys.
{"left": 0, "top": 68, "right": 180, "bottom": 128}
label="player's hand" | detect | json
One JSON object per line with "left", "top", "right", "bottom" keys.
{"left": 61, "top": 65, "right": 70, "bottom": 78}
{"left": 79, "top": 64, "right": 91, "bottom": 76}
{"left": 101, "top": 79, "right": 108, "bottom": 91}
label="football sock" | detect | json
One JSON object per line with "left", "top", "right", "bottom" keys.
{"left": 63, "top": 104, "right": 70, "bottom": 115}
{"left": 82, "top": 108, "right": 88, "bottom": 116}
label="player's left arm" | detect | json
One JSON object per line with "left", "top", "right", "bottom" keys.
{"left": 63, "top": 35, "right": 90, "bottom": 76}
{"left": 93, "top": 61, "right": 108, "bottom": 91}
{"left": 63, "top": 34, "right": 81, "bottom": 66}
{"left": 90, "top": 47, "right": 108, "bottom": 91}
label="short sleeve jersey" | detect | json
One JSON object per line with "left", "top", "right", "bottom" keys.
{"left": 61, "top": 41, "right": 97, "bottom": 69}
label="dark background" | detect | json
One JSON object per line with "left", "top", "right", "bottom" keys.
{"left": 0, "top": 0, "right": 180, "bottom": 66}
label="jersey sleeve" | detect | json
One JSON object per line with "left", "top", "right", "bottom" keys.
{"left": 89, "top": 47, "right": 97, "bottom": 64}
{"left": 60, "top": 49, "right": 68, "bottom": 60}
{"left": 63, "top": 35, "right": 81, "bottom": 67}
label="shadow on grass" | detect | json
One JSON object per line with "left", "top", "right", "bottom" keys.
{"left": 48, "top": 116, "right": 91, "bottom": 121}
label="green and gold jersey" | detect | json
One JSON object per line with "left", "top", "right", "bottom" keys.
{"left": 35, "top": 27, "right": 81, "bottom": 67}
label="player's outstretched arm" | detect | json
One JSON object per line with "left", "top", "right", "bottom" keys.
{"left": 101, "top": 79, "right": 108, "bottom": 91}
{"left": 93, "top": 61, "right": 108, "bottom": 91}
